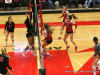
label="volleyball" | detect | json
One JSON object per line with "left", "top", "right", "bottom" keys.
{"left": 55, "top": 1, "right": 59, "bottom": 6}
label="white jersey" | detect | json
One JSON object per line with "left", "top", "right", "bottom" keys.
{"left": 5, "top": 0, "right": 12, "bottom": 3}
{"left": 97, "top": 60, "right": 100, "bottom": 70}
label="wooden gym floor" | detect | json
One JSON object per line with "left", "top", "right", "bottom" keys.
{"left": 0, "top": 12, "right": 100, "bottom": 75}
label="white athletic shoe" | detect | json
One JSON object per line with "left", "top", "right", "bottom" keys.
{"left": 22, "top": 51, "right": 25, "bottom": 57}
{"left": 31, "top": 51, "right": 36, "bottom": 56}
{"left": 47, "top": 54, "right": 52, "bottom": 60}
{"left": 12, "top": 43, "right": 15, "bottom": 47}
{"left": 4, "top": 43, "right": 7, "bottom": 47}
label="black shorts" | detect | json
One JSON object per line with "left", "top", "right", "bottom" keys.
{"left": 63, "top": 20, "right": 65, "bottom": 23}
{"left": 0, "top": 69, "right": 8, "bottom": 74}
{"left": 26, "top": 33, "right": 33, "bottom": 38}
{"left": 6, "top": 30, "right": 14, "bottom": 33}
{"left": 66, "top": 31, "right": 73, "bottom": 34}
{"left": 46, "top": 39, "right": 53, "bottom": 44}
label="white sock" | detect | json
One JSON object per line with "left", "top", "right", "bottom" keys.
{"left": 66, "top": 44, "right": 69, "bottom": 47}
{"left": 5, "top": 41, "right": 7, "bottom": 44}
{"left": 93, "top": 71, "right": 96, "bottom": 75}
{"left": 44, "top": 52, "right": 49, "bottom": 55}
{"left": 12, "top": 42, "right": 14, "bottom": 44}
{"left": 59, "top": 35, "right": 61, "bottom": 37}
{"left": 75, "top": 45, "right": 77, "bottom": 47}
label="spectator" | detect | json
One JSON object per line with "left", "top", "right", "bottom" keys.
{"left": 47, "top": 0, "right": 53, "bottom": 9}
{"left": 4, "top": 0, "right": 13, "bottom": 10}
{"left": 69, "top": 0, "right": 79, "bottom": 9}
{"left": 39, "top": 0, "right": 46, "bottom": 9}
{"left": 93, "top": 0, "right": 100, "bottom": 8}
{"left": 85, "top": 0, "right": 92, "bottom": 8}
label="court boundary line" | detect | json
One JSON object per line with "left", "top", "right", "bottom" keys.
{"left": 70, "top": 58, "right": 82, "bottom": 67}
{"left": 87, "top": 31, "right": 92, "bottom": 39}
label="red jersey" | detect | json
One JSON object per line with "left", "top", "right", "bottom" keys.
{"left": 61, "top": 11, "right": 69, "bottom": 20}
{"left": 63, "top": 20, "right": 77, "bottom": 32}
{"left": 43, "top": 29, "right": 52, "bottom": 41}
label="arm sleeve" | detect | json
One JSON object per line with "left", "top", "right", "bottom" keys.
{"left": 43, "top": 30, "right": 47, "bottom": 41}
{"left": 67, "top": 11, "right": 69, "bottom": 16}
{"left": 5, "top": 22, "right": 7, "bottom": 30}
{"left": 12, "top": 22, "right": 15, "bottom": 32}
{"left": 72, "top": 21, "right": 77, "bottom": 28}
{"left": 6, "top": 57, "right": 12, "bottom": 70}
{"left": 25, "top": 16, "right": 30, "bottom": 28}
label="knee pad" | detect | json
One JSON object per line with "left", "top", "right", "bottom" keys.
{"left": 64, "top": 40, "right": 67, "bottom": 42}
{"left": 92, "top": 65, "right": 96, "bottom": 69}
{"left": 5, "top": 37, "right": 8, "bottom": 39}
{"left": 71, "top": 41, "right": 75, "bottom": 43}
{"left": 28, "top": 45, "right": 32, "bottom": 48}
{"left": 61, "top": 30, "right": 63, "bottom": 32}
{"left": 11, "top": 38, "right": 14, "bottom": 40}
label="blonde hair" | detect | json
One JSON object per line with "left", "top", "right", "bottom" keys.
{"left": 1, "top": 48, "right": 9, "bottom": 57}
{"left": 44, "top": 23, "right": 55, "bottom": 34}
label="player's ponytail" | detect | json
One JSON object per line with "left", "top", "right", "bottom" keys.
{"left": 68, "top": 14, "right": 77, "bottom": 20}
{"left": 1, "top": 48, "right": 9, "bottom": 57}
{"left": 93, "top": 37, "right": 98, "bottom": 44}
{"left": 44, "top": 23, "right": 55, "bottom": 34}
{"left": 72, "top": 14, "right": 77, "bottom": 20}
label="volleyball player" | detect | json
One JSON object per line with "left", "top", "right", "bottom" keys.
{"left": 4, "top": 16, "right": 15, "bottom": 47}
{"left": 60, "top": 14, "right": 78, "bottom": 51}
{"left": 22, "top": 13, "right": 36, "bottom": 57}
{"left": 58, "top": 6, "right": 69, "bottom": 40}
{"left": 41, "top": 23, "right": 54, "bottom": 59}
{"left": 0, "top": 48, "right": 14, "bottom": 75}
{"left": 92, "top": 37, "right": 100, "bottom": 75}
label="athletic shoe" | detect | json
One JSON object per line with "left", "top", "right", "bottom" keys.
{"left": 22, "top": 51, "right": 25, "bottom": 57}
{"left": 31, "top": 51, "right": 36, "bottom": 56}
{"left": 58, "top": 37, "right": 61, "bottom": 40}
{"left": 4, "top": 43, "right": 7, "bottom": 47}
{"left": 12, "top": 43, "right": 15, "bottom": 46}
{"left": 75, "top": 46, "right": 78, "bottom": 51}
{"left": 66, "top": 46, "right": 70, "bottom": 51}
{"left": 47, "top": 54, "right": 52, "bottom": 60}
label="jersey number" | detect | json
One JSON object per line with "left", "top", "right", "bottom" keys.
{"left": 0, "top": 57, "right": 3, "bottom": 62}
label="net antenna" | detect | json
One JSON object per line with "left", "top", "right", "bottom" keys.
{"left": 32, "top": 0, "right": 46, "bottom": 75}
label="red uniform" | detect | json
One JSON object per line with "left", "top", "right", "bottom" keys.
{"left": 43, "top": 29, "right": 52, "bottom": 41}
{"left": 61, "top": 11, "right": 69, "bottom": 20}
{"left": 63, "top": 20, "right": 77, "bottom": 32}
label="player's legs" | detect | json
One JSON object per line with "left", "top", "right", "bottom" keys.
{"left": 5, "top": 70, "right": 13, "bottom": 75}
{"left": 4, "top": 31, "right": 9, "bottom": 46}
{"left": 70, "top": 33, "right": 77, "bottom": 51}
{"left": 31, "top": 36, "right": 36, "bottom": 56}
{"left": 42, "top": 41, "right": 52, "bottom": 59}
{"left": 58, "top": 22, "right": 64, "bottom": 40}
{"left": 92, "top": 58, "right": 99, "bottom": 75}
{"left": 10, "top": 32, "right": 15, "bottom": 46}
{"left": 64, "top": 33, "right": 70, "bottom": 51}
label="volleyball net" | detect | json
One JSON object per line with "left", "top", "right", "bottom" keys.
{"left": 30, "top": 0, "right": 46, "bottom": 75}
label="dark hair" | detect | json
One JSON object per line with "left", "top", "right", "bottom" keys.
{"left": 44, "top": 23, "right": 54, "bottom": 34}
{"left": 8, "top": 16, "right": 11, "bottom": 21}
{"left": 93, "top": 37, "right": 98, "bottom": 44}
{"left": 68, "top": 14, "right": 77, "bottom": 20}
